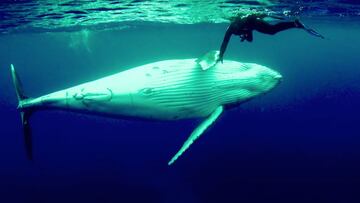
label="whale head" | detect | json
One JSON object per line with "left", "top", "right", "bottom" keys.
{"left": 243, "top": 63, "right": 282, "bottom": 94}
{"left": 216, "top": 61, "right": 282, "bottom": 106}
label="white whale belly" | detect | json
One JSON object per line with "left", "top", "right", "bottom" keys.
{"left": 31, "top": 59, "right": 221, "bottom": 120}
{"left": 87, "top": 59, "right": 221, "bottom": 120}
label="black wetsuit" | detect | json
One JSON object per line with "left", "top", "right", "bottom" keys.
{"left": 219, "top": 14, "right": 303, "bottom": 61}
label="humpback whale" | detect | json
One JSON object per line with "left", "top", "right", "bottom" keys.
{"left": 11, "top": 51, "right": 282, "bottom": 165}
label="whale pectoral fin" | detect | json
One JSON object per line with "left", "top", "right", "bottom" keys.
{"left": 195, "top": 50, "right": 220, "bottom": 71}
{"left": 168, "top": 106, "right": 224, "bottom": 165}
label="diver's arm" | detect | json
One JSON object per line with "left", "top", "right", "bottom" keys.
{"left": 219, "top": 25, "right": 233, "bottom": 63}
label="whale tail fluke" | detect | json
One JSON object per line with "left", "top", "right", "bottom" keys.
{"left": 11, "top": 64, "right": 33, "bottom": 160}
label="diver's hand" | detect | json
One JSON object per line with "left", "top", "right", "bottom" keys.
{"left": 240, "top": 34, "right": 246, "bottom": 42}
{"left": 217, "top": 55, "right": 223, "bottom": 64}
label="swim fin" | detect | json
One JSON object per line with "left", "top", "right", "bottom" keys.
{"left": 296, "top": 19, "right": 325, "bottom": 39}
{"left": 304, "top": 27, "right": 325, "bottom": 39}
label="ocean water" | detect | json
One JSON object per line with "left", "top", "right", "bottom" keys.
{"left": 1, "top": 1, "right": 360, "bottom": 203}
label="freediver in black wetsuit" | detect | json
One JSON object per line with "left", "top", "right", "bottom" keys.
{"left": 218, "top": 13, "right": 324, "bottom": 62}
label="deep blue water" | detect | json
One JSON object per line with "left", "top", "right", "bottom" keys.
{"left": 1, "top": 1, "right": 360, "bottom": 203}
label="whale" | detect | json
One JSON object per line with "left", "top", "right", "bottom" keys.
{"left": 10, "top": 50, "right": 282, "bottom": 165}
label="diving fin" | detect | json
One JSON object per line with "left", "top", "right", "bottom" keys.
{"left": 168, "top": 106, "right": 224, "bottom": 165}
{"left": 296, "top": 20, "right": 325, "bottom": 39}
{"left": 304, "top": 27, "right": 325, "bottom": 39}
{"left": 11, "top": 64, "right": 33, "bottom": 160}
{"left": 195, "top": 50, "right": 220, "bottom": 71}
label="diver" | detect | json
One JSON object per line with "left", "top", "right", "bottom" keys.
{"left": 218, "top": 12, "right": 324, "bottom": 62}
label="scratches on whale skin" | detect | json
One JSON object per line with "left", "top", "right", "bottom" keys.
{"left": 150, "top": 66, "right": 169, "bottom": 75}
{"left": 139, "top": 87, "right": 154, "bottom": 95}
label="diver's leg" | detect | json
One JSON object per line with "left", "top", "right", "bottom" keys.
{"left": 254, "top": 19, "right": 324, "bottom": 39}
{"left": 253, "top": 20, "right": 298, "bottom": 35}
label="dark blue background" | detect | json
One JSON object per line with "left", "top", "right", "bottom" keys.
{"left": 1, "top": 22, "right": 360, "bottom": 203}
